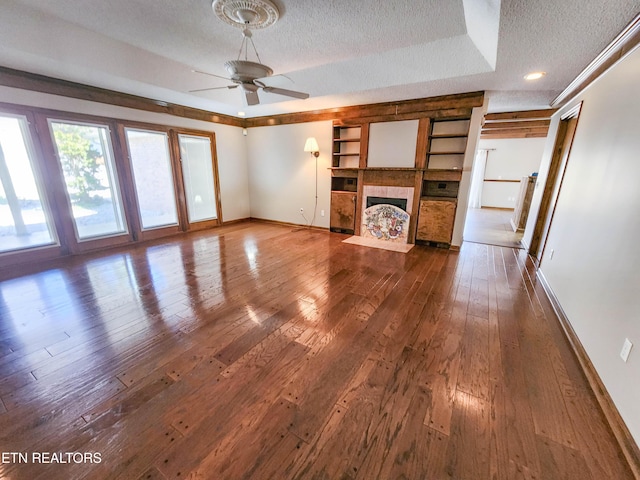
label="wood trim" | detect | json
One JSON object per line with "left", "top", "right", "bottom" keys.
{"left": 248, "top": 217, "right": 329, "bottom": 231}
{"left": 480, "top": 131, "right": 548, "bottom": 139}
{"left": 536, "top": 270, "right": 640, "bottom": 479}
{"left": 0, "top": 70, "right": 480, "bottom": 129}
{"left": 0, "top": 245, "right": 63, "bottom": 275}
{"left": 552, "top": 12, "right": 640, "bottom": 108}
{"left": 222, "top": 217, "right": 250, "bottom": 226}
{"left": 244, "top": 92, "right": 483, "bottom": 127}
{"left": 482, "top": 127, "right": 549, "bottom": 136}
{"left": 481, "top": 110, "right": 554, "bottom": 139}
{"left": 482, "top": 120, "right": 551, "bottom": 129}
{"left": 414, "top": 118, "right": 430, "bottom": 170}
{"left": 354, "top": 170, "right": 365, "bottom": 236}
{"left": 483, "top": 109, "right": 558, "bottom": 121}
{"left": 359, "top": 123, "right": 370, "bottom": 169}
{"left": 408, "top": 171, "right": 424, "bottom": 243}
{"left": 529, "top": 103, "right": 581, "bottom": 259}
{"left": 528, "top": 120, "right": 568, "bottom": 257}
{"left": 0, "top": 66, "right": 244, "bottom": 127}
{"left": 483, "top": 179, "right": 521, "bottom": 183}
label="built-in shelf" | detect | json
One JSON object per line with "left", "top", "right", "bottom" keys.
{"left": 430, "top": 133, "right": 468, "bottom": 139}
{"left": 332, "top": 125, "right": 362, "bottom": 168}
{"left": 426, "top": 118, "right": 469, "bottom": 172}
{"left": 328, "top": 113, "right": 472, "bottom": 247}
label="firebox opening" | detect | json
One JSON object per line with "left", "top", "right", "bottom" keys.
{"left": 366, "top": 196, "right": 408, "bottom": 212}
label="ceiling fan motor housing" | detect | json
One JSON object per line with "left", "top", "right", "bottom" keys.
{"left": 224, "top": 60, "right": 273, "bottom": 82}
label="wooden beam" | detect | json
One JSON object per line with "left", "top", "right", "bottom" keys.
{"left": 0, "top": 66, "right": 484, "bottom": 130}
{"left": 481, "top": 126, "right": 549, "bottom": 136}
{"left": 482, "top": 120, "right": 550, "bottom": 129}
{"left": 0, "top": 66, "right": 244, "bottom": 127}
{"left": 481, "top": 131, "right": 549, "bottom": 139}
{"left": 244, "top": 92, "right": 483, "bottom": 127}
{"left": 483, "top": 109, "right": 558, "bottom": 122}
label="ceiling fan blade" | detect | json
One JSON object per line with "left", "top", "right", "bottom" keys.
{"left": 192, "top": 69, "right": 232, "bottom": 81}
{"left": 189, "top": 85, "right": 238, "bottom": 93}
{"left": 245, "top": 89, "right": 260, "bottom": 106}
{"left": 261, "top": 86, "right": 309, "bottom": 100}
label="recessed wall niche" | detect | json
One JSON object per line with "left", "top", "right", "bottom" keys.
{"left": 367, "top": 120, "right": 419, "bottom": 168}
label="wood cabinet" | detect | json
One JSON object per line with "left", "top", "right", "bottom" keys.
{"left": 416, "top": 198, "right": 456, "bottom": 243}
{"left": 330, "top": 191, "right": 357, "bottom": 233}
{"left": 328, "top": 111, "right": 472, "bottom": 247}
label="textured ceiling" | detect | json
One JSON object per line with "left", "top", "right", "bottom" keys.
{"left": 0, "top": 0, "right": 638, "bottom": 117}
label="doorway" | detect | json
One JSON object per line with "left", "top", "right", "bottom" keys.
{"left": 528, "top": 104, "right": 581, "bottom": 260}
{"left": 464, "top": 110, "right": 555, "bottom": 249}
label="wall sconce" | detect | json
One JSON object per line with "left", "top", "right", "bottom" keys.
{"left": 303, "top": 137, "right": 320, "bottom": 227}
{"left": 304, "top": 137, "right": 320, "bottom": 157}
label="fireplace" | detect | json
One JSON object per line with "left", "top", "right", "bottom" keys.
{"left": 361, "top": 185, "right": 414, "bottom": 243}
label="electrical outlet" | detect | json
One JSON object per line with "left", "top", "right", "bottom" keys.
{"left": 320, "top": 210, "right": 325, "bottom": 217}
{"left": 620, "top": 338, "right": 633, "bottom": 362}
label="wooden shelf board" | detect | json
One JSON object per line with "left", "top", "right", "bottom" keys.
{"left": 333, "top": 153, "right": 360, "bottom": 157}
{"left": 333, "top": 138, "right": 360, "bottom": 143}
{"left": 428, "top": 151, "right": 466, "bottom": 155}
{"left": 421, "top": 196, "right": 457, "bottom": 202}
{"left": 430, "top": 134, "right": 468, "bottom": 139}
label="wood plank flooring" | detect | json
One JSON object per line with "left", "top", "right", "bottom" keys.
{"left": 0, "top": 221, "right": 633, "bottom": 479}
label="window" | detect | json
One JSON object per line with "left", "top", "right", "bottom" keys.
{"left": 49, "top": 120, "right": 127, "bottom": 240}
{"left": 0, "top": 114, "right": 57, "bottom": 253}
{"left": 125, "top": 128, "right": 179, "bottom": 230}
{"left": 2, "top": 103, "right": 222, "bottom": 268}
{"left": 178, "top": 134, "right": 218, "bottom": 223}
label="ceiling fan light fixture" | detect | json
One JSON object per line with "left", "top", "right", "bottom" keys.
{"left": 212, "top": 0, "right": 280, "bottom": 29}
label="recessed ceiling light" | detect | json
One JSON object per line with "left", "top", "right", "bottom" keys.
{"left": 238, "top": 111, "right": 246, "bottom": 116}
{"left": 524, "top": 71, "right": 546, "bottom": 80}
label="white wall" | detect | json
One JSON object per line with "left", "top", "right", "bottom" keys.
{"left": 246, "top": 121, "right": 332, "bottom": 228}
{"left": 368, "top": 120, "right": 418, "bottom": 168}
{"left": 0, "top": 86, "right": 250, "bottom": 221}
{"left": 452, "top": 103, "right": 486, "bottom": 246}
{"left": 525, "top": 46, "right": 640, "bottom": 444}
{"left": 478, "top": 137, "right": 546, "bottom": 208}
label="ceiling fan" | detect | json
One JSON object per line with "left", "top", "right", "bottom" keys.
{"left": 191, "top": 28, "right": 309, "bottom": 106}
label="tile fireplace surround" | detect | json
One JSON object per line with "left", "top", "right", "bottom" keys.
{"left": 361, "top": 185, "right": 414, "bottom": 244}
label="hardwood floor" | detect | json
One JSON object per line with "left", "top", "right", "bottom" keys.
{"left": 463, "top": 208, "right": 523, "bottom": 249}
{"left": 0, "top": 221, "right": 633, "bottom": 479}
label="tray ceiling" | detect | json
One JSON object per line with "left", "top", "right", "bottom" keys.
{"left": 0, "top": 0, "right": 638, "bottom": 117}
